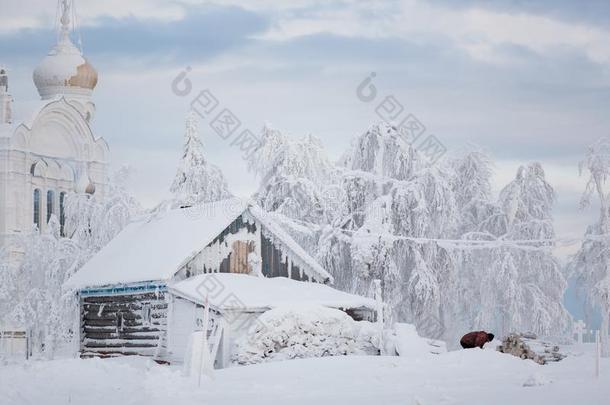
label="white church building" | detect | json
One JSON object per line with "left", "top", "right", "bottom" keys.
{"left": 0, "top": 0, "right": 109, "bottom": 257}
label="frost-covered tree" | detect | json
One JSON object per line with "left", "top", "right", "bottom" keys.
{"left": 453, "top": 159, "right": 569, "bottom": 340}
{"left": 245, "top": 124, "right": 339, "bottom": 253}
{"left": 250, "top": 121, "right": 571, "bottom": 343}
{"left": 170, "top": 111, "right": 231, "bottom": 207}
{"left": 490, "top": 163, "right": 570, "bottom": 337}
{"left": 319, "top": 122, "right": 459, "bottom": 334}
{"left": 450, "top": 150, "right": 505, "bottom": 336}
{"left": 65, "top": 166, "right": 142, "bottom": 261}
{"left": 451, "top": 149, "right": 505, "bottom": 236}
{"left": 0, "top": 217, "right": 81, "bottom": 358}
{"left": 570, "top": 138, "right": 610, "bottom": 356}
{"left": 247, "top": 124, "right": 338, "bottom": 225}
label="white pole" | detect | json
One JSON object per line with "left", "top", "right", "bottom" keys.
{"left": 596, "top": 330, "right": 600, "bottom": 379}
{"left": 198, "top": 295, "right": 211, "bottom": 387}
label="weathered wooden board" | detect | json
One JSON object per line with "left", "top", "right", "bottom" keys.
{"left": 261, "top": 233, "right": 309, "bottom": 281}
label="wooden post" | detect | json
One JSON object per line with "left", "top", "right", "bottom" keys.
{"left": 373, "top": 279, "right": 383, "bottom": 355}
{"left": 596, "top": 330, "right": 600, "bottom": 379}
{"left": 28, "top": 329, "right": 33, "bottom": 360}
{"left": 220, "top": 319, "right": 230, "bottom": 369}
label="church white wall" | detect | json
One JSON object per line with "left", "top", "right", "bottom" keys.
{"left": 0, "top": 98, "right": 109, "bottom": 254}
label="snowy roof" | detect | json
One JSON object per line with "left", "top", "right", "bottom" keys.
{"left": 66, "top": 199, "right": 332, "bottom": 289}
{"left": 169, "top": 273, "right": 377, "bottom": 312}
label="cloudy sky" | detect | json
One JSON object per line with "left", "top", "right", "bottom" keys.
{"left": 2, "top": 0, "right": 609, "bottom": 258}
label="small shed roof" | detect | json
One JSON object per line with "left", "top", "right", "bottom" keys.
{"left": 66, "top": 199, "right": 332, "bottom": 289}
{"left": 168, "top": 273, "right": 377, "bottom": 313}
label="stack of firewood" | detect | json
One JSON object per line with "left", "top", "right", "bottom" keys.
{"left": 496, "top": 333, "right": 566, "bottom": 365}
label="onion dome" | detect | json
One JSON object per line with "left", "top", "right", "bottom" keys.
{"left": 75, "top": 165, "right": 96, "bottom": 195}
{"left": 32, "top": 0, "right": 97, "bottom": 100}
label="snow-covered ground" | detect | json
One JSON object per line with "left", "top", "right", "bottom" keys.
{"left": 1, "top": 344, "right": 608, "bottom": 405}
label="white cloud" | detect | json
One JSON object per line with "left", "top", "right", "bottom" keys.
{"left": 4, "top": 0, "right": 610, "bottom": 67}
{"left": 239, "top": 0, "right": 610, "bottom": 67}
{"left": 451, "top": 8, "right": 610, "bottom": 65}
{"left": 0, "top": 0, "right": 187, "bottom": 33}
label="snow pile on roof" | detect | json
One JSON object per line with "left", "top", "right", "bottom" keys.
{"left": 66, "top": 199, "right": 249, "bottom": 289}
{"left": 169, "top": 273, "right": 376, "bottom": 312}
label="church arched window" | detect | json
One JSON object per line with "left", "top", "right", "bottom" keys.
{"left": 33, "top": 189, "right": 41, "bottom": 230}
{"left": 46, "top": 190, "right": 55, "bottom": 223}
{"left": 59, "top": 192, "right": 67, "bottom": 237}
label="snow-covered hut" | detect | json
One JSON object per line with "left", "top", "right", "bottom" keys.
{"left": 65, "top": 198, "right": 376, "bottom": 363}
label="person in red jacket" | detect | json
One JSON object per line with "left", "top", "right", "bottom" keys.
{"left": 460, "top": 331, "right": 495, "bottom": 349}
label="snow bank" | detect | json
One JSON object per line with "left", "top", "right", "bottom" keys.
{"left": 0, "top": 343, "right": 608, "bottom": 405}
{"left": 388, "top": 323, "right": 447, "bottom": 358}
{"left": 233, "top": 305, "right": 376, "bottom": 365}
{"left": 523, "top": 373, "right": 553, "bottom": 387}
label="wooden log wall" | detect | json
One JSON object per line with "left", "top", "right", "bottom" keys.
{"left": 80, "top": 291, "right": 168, "bottom": 359}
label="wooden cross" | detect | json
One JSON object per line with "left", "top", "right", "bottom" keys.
{"left": 574, "top": 319, "right": 586, "bottom": 344}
